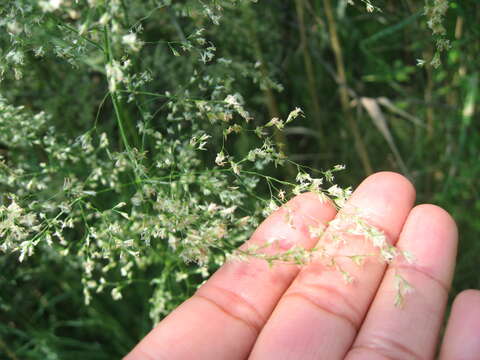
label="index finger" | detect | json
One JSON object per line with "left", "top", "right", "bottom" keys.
{"left": 125, "top": 192, "right": 337, "bottom": 359}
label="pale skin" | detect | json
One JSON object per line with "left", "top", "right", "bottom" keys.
{"left": 126, "top": 172, "right": 480, "bottom": 360}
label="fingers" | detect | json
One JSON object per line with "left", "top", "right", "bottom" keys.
{"left": 125, "top": 192, "right": 337, "bottom": 360}
{"left": 439, "top": 289, "right": 480, "bottom": 360}
{"left": 249, "top": 172, "right": 416, "bottom": 360}
{"left": 346, "top": 204, "right": 458, "bottom": 360}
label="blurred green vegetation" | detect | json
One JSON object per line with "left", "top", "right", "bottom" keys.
{"left": 0, "top": 0, "right": 479, "bottom": 358}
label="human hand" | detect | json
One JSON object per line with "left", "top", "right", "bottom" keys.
{"left": 126, "top": 172, "right": 480, "bottom": 360}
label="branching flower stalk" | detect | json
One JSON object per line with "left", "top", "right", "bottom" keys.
{"left": 424, "top": 0, "right": 451, "bottom": 68}
{"left": 0, "top": 1, "right": 423, "bottom": 334}
{"left": 234, "top": 176, "right": 415, "bottom": 307}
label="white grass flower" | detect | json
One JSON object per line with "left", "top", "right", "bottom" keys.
{"left": 99, "top": 13, "right": 111, "bottom": 26}
{"left": 175, "top": 272, "right": 188, "bottom": 282}
{"left": 286, "top": 107, "right": 304, "bottom": 124}
{"left": 122, "top": 33, "right": 143, "bottom": 52}
{"left": 105, "top": 61, "right": 124, "bottom": 92}
{"left": 6, "top": 21, "right": 23, "bottom": 35}
{"left": 231, "top": 162, "right": 241, "bottom": 175}
{"left": 39, "top": 0, "right": 63, "bottom": 12}
{"left": 215, "top": 151, "right": 226, "bottom": 166}
{"left": 5, "top": 50, "right": 24, "bottom": 65}
{"left": 111, "top": 287, "right": 122, "bottom": 301}
{"left": 265, "top": 117, "right": 284, "bottom": 130}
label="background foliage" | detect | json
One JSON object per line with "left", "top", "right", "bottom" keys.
{"left": 0, "top": 0, "right": 479, "bottom": 358}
